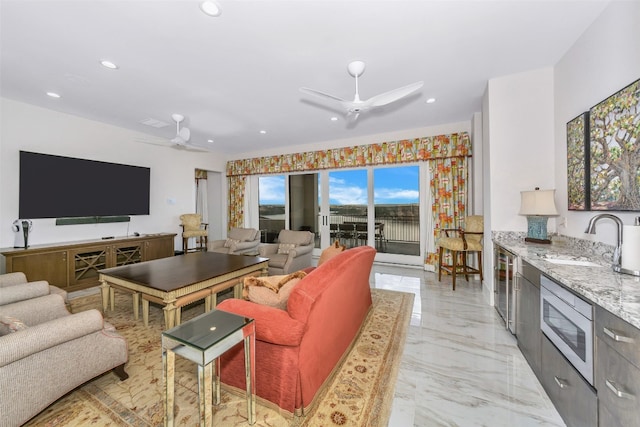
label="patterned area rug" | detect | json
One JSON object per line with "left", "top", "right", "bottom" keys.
{"left": 25, "top": 287, "right": 413, "bottom": 427}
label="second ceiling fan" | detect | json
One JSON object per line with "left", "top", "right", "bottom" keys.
{"left": 300, "top": 60, "right": 423, "bottom": 120}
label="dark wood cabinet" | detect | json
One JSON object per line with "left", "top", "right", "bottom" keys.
{"left": 1, "top": 233, "right": 176, "bottom": 292}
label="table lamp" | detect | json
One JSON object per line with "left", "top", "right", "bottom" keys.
{"left": 519, "top": 188, "right": 558, "bottom": 244}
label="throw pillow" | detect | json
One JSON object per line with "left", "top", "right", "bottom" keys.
{"left": 318, "top": 240, "right": 346, "bottom": 266}
{"left": 0, "top": 314, "right": 28, "bottom": 336}
{"left": 224, "top": 238, "right": 240, "bottom": 248}
{"left": 277, "top": 243, "right": 297, "bottom": 254}
{"left": 242, "top": 270, "right": 307, "bottom": 299}
{"left": 245, "top": 277, "right": 303, "bottom": 310}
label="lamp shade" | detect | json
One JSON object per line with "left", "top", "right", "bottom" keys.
{"left": 519, "top": 189, "right": 559, "bottom": 216}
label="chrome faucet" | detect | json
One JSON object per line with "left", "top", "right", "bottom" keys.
{"left": 585, "top": 214, "right": 624, "bottom": 266}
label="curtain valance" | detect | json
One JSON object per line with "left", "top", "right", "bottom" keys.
{"left": 226, "top": 132, "right": 470, "bottom": 177}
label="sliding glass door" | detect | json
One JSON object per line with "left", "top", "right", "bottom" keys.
{"left": 258, "top": 164, "right": 425, "bottom": 265}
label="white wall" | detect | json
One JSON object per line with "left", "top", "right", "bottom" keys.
{"left": 482, "top": 67, "right": 555, "bottom": 302}
{"left": 486, "top": 67, "right": 556, "bottom": 234}
{"left": 0, "top": 98, "right": 227, "bottom": 251}
{"left": 554, "top": 1, "right": 640, "bottom": 247}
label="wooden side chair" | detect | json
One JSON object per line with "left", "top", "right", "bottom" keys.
{"left": 179, "top": 213, "right": 208, "bottom": 253}
{"left": 437, "top": 215, "right": 484, "bottom": 290}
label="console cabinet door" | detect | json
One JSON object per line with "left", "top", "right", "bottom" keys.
{"left": 143, "top": 237, "right": 175, "bottom": 261}
{"left": 68, "top": 245, "right": 108, "bottom": 288}
{"left": 8, "top": 250, "right": 68, "bottom": 287}
{"left": 112, "top": 241, "right": 143, "bottom": 266}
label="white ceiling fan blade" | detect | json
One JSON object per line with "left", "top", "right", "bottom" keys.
{"left": 367, "top": 81, "right": 424, "bottom": 107}
{"left": 300, "top": 87, "right": 348, "bottom": 105}
{"left": 179, "top": 127, "right": 191, "bottom": 142}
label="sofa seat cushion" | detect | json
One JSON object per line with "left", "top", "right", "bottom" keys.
{"left": 228, "top": 227, "right": 258, "bottom": 242}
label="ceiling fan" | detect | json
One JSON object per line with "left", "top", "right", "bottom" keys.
{"left": 300, "top": 60, "right": 423, "bottom": 120}
{"left": 136, "top": 114, "right": 211, "bottom": 152}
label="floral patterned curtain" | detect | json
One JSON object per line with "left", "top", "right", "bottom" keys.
{"left": 226, "top": 132, "right": 471, "bottom": 267}
{"left": 425, "top": 156, "right": 469, "bottom": 269}
{"left": 227, "top": 175, "right": 246, "bottom": 230}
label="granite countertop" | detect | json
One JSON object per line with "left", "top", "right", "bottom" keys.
{"left": 493, "top": 232, "right": 640, "bottom": 330}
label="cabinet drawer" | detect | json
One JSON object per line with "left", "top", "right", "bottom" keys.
{"left": 541, "top": 336, "right": 597, "bottom": 427}
{"left": 596, "top": 305, "right": 640, "bottom": 370}
{"left": 596, "top": 336, "right": 640, "bottom": 427}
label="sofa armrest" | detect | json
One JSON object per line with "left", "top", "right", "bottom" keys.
{"left": 0, "top": 272, "right": 28, "bottom": 288}
{"left": 0, "top": 294, "right": 70, "bottom": 325}
{"left": 258, "top": 243, "right": 279, "bottom": 256}
{"left": 208, "top": 239, "right": 226, "bottom": 250}
{"left": 217, "top": 299, "right": 305, "bottom": 346}
{"left": 0, "top": 309, "right": 106, "bottom": 368}
{"left": 232, "top": 240, "right": 259, "bottom": 252}
{"left": 0, "top": 281, "right": 50, "bottom": 305}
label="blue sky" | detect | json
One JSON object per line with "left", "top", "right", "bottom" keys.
{"left": 259, "top": 166, "right": 419, "bottom": 205}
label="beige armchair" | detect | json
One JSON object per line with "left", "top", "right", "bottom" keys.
{"left": 258, "top": 229, "right": 314, "bottom": 275}
{"left": 0, "top": 294, "right": 128, "bottom": 427}
{"left": 208, "top": 227, "right": 261, "bottom": 255}
{"left": 0, "top": 272, "right": 68, "bottom": 305}
{"left": 180, "top": 213, "right": 208, "bottom": 253}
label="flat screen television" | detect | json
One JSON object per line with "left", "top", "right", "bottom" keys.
{"left": 19, "top": 151, "right": 150, "bottom": 219}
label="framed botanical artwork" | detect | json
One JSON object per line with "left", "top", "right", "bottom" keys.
{"left": 589, "top": 78, "right": 640, "bottom": 211}
{"left": 567, "top": 112, "right": 590, "bottom": 210}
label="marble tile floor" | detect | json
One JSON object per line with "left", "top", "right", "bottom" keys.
{"left": 373, "top": 264, "right": 566, "bottom": 427}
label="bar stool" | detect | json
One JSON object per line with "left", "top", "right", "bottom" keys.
{"left": 437, "top": 215, "right": 484, "bottom": 290}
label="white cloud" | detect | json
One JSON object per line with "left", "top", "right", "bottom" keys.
{"left": 259, "top": 176, "right": 285, "bottom": 203}
{"left": 330, "top": 185, "right": 367, "bottom": 205}
{"left": 374, "top": 188, "right": 419, "bottom": 202}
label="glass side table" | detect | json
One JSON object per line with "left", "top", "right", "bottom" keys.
{"left": 162, "top": 309, "right": 256, "bottom": 426}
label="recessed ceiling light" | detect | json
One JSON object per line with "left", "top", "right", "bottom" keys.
{"left": 200, "top": 1, "right": 221, "bottom": 17}
{"left": 207, "top": 139, "right": 214, "bottom": 143}
{"left": 100, "top": 60, "right": 118, "bottom": 69}
{"left": 330, "top": 117, "right": 338, "bottom": 121}
{"left": 46, "top": 92, "right": 61, "bottom": 98}
{"left": 426, "top": 98, "right": 436, "bottom": 104}
{"left": 259, "top": 130, "right": 267, "bottom": 134}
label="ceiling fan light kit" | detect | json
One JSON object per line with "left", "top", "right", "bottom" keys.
{"left": 300, "top": 60, "right": 423, "bottom": 120}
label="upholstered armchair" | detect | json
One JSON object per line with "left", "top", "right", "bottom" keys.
{"left": 208, "top": 227, "right": 261, "bottom": 255}
{"left": 258, "top": 229, "right": 314, "bottom": 275}
{"left": 180, "top": 213, "right": 208, "bottom": 253}
{"left": 0, "top": 272, "right": 68, "bottom": 305}
{"left": 0, "top": 293, "right": 128, "bottom": 427}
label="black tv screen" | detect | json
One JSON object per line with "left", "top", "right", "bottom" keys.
{"left": 19, "top": 151, "right": 150, "bottom": 219}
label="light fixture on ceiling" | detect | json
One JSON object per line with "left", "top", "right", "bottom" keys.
{"left": 46, "top": 92, "right": 61, "bottom": 98}
{"left": 100, "top": 60, "right": 118, "bottom": 69}
{"left": 259, "top": 130, "right": 267, "bottom": 134}
{"left": 426, "top": 98, "right": 436, "bottom": 104}
{"left": 207, "top": 139, "right": 214, "bottom": 143}
{"left": 330, "top": 117, "right": 338, "bottom": 121}
{"left": 200, "top": 1, "right": 221, "bottom": 17}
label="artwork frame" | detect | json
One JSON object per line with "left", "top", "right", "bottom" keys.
{"left": 567, "top": 112, "right": 590, "bottom": 211}
{"left": 589, "top": 78, "right": 640, "bottom": 211}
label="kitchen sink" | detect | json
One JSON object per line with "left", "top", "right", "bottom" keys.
{"left": 539, "top": 254, "right": 603, "bottom": 267}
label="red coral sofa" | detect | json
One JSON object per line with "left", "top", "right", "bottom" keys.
{"left": 217, "top": 245, "right": 376, "bottom": 415}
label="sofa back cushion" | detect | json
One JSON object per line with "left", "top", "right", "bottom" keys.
{"left": 287, "top": 246, "right": 375, "bottom": 323}
{"left": 228, "top": 227, "right": 258, "bottom": 242}
{"left": 278, "top": 229, "right": 312, "bottom": 246}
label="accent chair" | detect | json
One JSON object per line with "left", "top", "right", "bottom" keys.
{"left": 258, "top": 229, "right": 314, "bottom": 275}
{"left": 179, "top": 213, "right": 208, "bottom": 253}
{"left": 437, "top": 215, "right": 484, "bottom": 290}
{"left": 208, "top": 227, "right": 261, "bottom": 255}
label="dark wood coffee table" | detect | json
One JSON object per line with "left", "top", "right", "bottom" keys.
{"left": 98, "top": 252, "right": 268, "bottom": 329}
